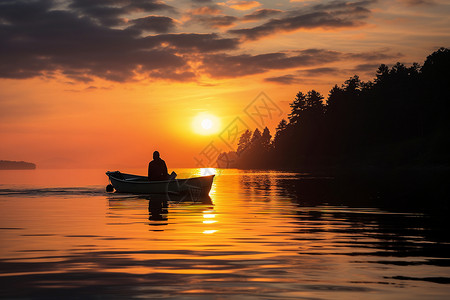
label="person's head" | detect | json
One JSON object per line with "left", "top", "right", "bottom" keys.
{"left": 153, "top": 151, "right": 160, "bottom": 160}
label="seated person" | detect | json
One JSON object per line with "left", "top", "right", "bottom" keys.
{"left": 148, "top": 151, "right": 169, "bottom": 181}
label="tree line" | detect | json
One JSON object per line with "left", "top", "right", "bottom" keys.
{"left": 217, "top": 48, "right": 450, "bottom": 171}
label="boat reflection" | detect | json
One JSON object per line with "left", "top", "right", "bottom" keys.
{"left": 107, "top": 193, "right": 213, "bottom": 228}
{"left": 148, "top": 197, "right": 168, "bottom": 223}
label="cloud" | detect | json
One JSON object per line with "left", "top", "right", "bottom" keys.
{"left": 143, "top": 33, "right": 240, "bottom": 52}
{"left": 0, "top": 1, "right": 401, "bottom": 84}
{"left": 187, "top": 15, "right": 238, "bottom": 28}
{"left": 263, "top": 53, "right": 403, "bottom": 85}
{"left": 201, "top": 49, "right": 401, "bottom": 82}
{"left": 265, "top": 74, "right": 300, "bottom": 84}
{"left": 189, "top": 6, "right": 222, "bottom": 15}
{"left": 398, "top": 0, "right": 436, "bottom": 5}
{"left": 353, "top": 63, "right": 384, "bottom": 72}
{"left": 265, "top": 69, "right": 343, "bottom": 85}
{"left": 0, "top": 1, "right": 239, "bottom": 82}
{"left": 201, "top": 49, "right": 344, "bottom": 78}
{"left": 220, "top": 0, "right": 261, "bottom": 11}
{"left": 185, "top": 6, "right": 237, "bottom": 28}
{"left": 347, "top": 50, "right": 403, "bottom": 61}
{"left": 242, "top": 9, "right": 283, "bottom": 21}
{"left": 265, "top": 68, "right": 342, "bottom": 85}
{"left": 149, "top": 70, "right": 197, "bottom": 81}
{"left": 0, "top": 0, "right": 53, "bottom": 24}
{"left": 69, "top": 0, "right": 176, "bottom": 27}
{"left": 127, "top": 16, "right": 176, "bottom": 33}
{"left": 62, "top": 70, "right": 94, "bottom": 83}
{"left": 298, "top": 67, "right": 340, "bottom": 76}
{"left": 229, "top": 1, "right": 375, "bottom": 40}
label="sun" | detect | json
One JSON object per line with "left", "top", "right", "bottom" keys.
{"left": 201, "top": 118, "right": 213, "bottom": 130}
{"left": 192, "top": 113, "right": 220, "bottom": 135}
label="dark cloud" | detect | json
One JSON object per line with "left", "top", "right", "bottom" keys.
{"left": 242, "top": 9, "right": 283, "bottom": 21}
{"left": 69, "top": 0, "right": 176, "bottom": 26}
{"left": 143, "top": 33, "right": 239, "bottom": 52}
{"left": 298, "top": 67, "right": 340, "bottom": 76}
{"left": 201, "top": 47, "right": 401, "bottom": 80}
{"left": 63, "top": 70, "right": 94, "bottom": 83}
{"left": 347, "top": 50, "right": 403, "bottom": 61}
{"left": 302, "top": 63, "right": 398, "bottom": 77}
{"left": 189, "top": 15, "right": 238, "bottom": 28}
{"left": 353, "top": 63, "right": 383, "bottom": 72}
{"left": 398, "top": 0, "right": 435, "bottom": 5}
{"left": 229, "top": 1, "right": 375, "bottom": 40}
{"left": 0, "top": 0, "right": 401, "bottom": 84}
{"left": 184, "top": 5, "right": 237, "bottom": 28}
{"left": 0, "top": 1, "right": 238, "bottom": 82}
{"left": 300, "top": 0, "right": 375, "bottom": 14}
{"left": 127, "top": 16, "right": 176, "bottom": 33}
{"left": 149, "top": 70, "right": 197, "bottom": 81}
{"left": 264, "top": 74, "right": 299, "bottom": 84}
{"left": 71, "top": 5, "right": 126, "bottom": 27}
{"left": 188, "top": 6, "right": 223, "bottom": 15}
{"left": 263, "top": 57, "right": 402, "bottom": 85}
{"left": 201, "top": 49, "right": 344, "bottom": 78}
{"left": 0, "top": 0, "right": 53, "bottom": 24}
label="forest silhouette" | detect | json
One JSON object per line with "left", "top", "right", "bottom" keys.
{"left": 218, "top": 48, "right": 450, "bottom": 172}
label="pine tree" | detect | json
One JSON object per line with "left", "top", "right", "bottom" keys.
{"left": 288, "top": 91, "right": 306, "bottom": 125}
{"left": 237, "top": 129, "right": 252, "bottom": 154}
{"left": 261, "top": 127, "right": 272, "bottom": 151}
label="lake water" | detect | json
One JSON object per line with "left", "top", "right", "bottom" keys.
{"left": 1, "top": 168, "right": 449, "bottom": 299}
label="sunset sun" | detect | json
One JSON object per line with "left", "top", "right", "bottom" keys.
{"left": 192, "top": 113, "right": 220, "bottom": 135}
{"left": 201, "top": 118, "right": 213, "bottom": 130}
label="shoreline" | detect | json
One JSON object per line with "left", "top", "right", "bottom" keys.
{"left": 0, "top": 160, "right": 36, "bottom": 170}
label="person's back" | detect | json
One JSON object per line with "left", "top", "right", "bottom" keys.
{"left": 148, "top": 151, "right": 169, "bottom": 181}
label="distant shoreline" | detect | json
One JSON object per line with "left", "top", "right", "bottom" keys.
{"left": 0, "top": 160, "right": 36, "bottom": 170}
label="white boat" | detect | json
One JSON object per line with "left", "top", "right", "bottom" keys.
{"left": 106, "top": 171, "right": 215, "bottom": 195}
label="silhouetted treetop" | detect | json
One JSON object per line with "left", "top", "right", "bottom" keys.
{"left": 261, "top": 127, "right": 272, "bottom": 151}
{"left": 422, "top": 47, "right": 450, "bottom": 77}
{"left": 288, "top": 91, "right": 306, "bottom": 125}
{"left": 237, "top": 129, "right": 252, "bottom": 154}
{"left": 251, "top": 128, "right": 262, "bottom": 144}
{"left": 218, "top": 48, "right": 450, "bottom": 170}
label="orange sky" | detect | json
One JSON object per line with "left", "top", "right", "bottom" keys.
{"left": 0, "top": 0, "right": 449, "bottom": 169}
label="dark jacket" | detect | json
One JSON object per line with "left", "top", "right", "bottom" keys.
{"left": 148, "top": 158, "right": 169, "bottom": 181}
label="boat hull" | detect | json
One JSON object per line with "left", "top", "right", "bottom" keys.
{"left": 106, "top": 171, "right": 214, "bottom": 195}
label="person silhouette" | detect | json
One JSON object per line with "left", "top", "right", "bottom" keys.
{"left": 148, "top": 151, "right": 169, "bottom": 181}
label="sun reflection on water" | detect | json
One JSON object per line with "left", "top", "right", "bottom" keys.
{"left": 200, "top": 168, "right": 216, "bottom": 176}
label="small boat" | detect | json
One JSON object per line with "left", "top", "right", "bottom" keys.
{"left": 106, "top": 171, "right": 215, "bottom": 195}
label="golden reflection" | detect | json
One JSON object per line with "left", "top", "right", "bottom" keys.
{"left": 203, "top": 209, "right": 217, "bottom": 228}
{"left": 203, "top": 220, "right": 217, "bottom": 224}
{"left": 200, "top": 168, "right": 216, "bottom": 176}
{"left": 203, "top": 230, "right": 217, "bottom": 234}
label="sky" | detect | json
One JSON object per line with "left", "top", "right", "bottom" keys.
{"left": 0, "top": 0, "right": 449, "bottom": 169}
